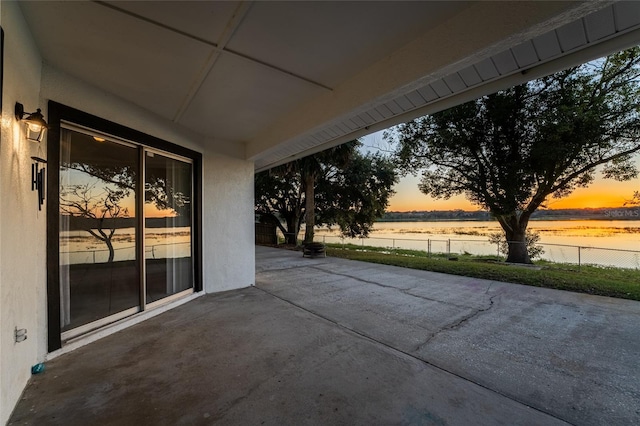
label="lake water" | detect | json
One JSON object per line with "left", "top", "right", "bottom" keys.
{"left": 315, "top": 220, "right": 640, "bottom": 268}
{"left": 61, "top": 227, "right": 191, "bottom": 265}
{"left": 62, "top": 221, "right": 640, "bottom": 268}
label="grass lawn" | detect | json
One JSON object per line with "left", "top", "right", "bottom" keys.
{"left": 323, "top": 243, "right": 640, "bottom": 301}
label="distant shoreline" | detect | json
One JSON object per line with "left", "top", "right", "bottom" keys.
{"left": 379, "top": 206, "right": 640, "bottom": 222}
{"left": 377, "top": 217, "right": 640, "bottom": 222}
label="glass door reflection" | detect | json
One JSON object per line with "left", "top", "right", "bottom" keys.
{"left": 144, "top": 151, "right": 193, "bottom": 304}
{"left": 59, "top": 128, "right": 140, "bottom": 333}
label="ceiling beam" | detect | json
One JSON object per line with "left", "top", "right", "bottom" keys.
{"left": 172, "top": 1, "right": 254, "bottom": 122}
{"left": 93, "top": 0, "right": 333, "bottom": 92}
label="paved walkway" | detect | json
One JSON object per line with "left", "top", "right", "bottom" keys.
{"left": 10, "top": 246, "right": 640, "bottom": 425}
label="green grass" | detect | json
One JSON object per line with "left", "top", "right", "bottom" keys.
{"left": 324, "top": 243, "right": 640, "bottom": 301}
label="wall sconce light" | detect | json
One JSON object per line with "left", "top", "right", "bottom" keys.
{"left": 32, "top": 156, "right": 47, "bottom": 211}
{"left": 15, "top": 102, "right": 48, "bottom": 142}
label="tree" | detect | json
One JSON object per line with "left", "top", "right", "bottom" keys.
{"left": 60, "top": 180, "right": 131, "bottom": 263}
{"left": 255, "top": 166, "right": 304, "bottom": 244}
{"left": 316, "top": 152, "right": 397, "bottom": 238}
{"left": 389, "top": 47, "right": 640, "bottom": 263}
{"left": 61, "top": 159, "right": 189, "bottom": 262}
{"left": 298, "top": 142, "right": 357, "bottom": 244}
{"left": 488, "top": 230, "right": 544, "bottom": 261}
{"left": 255, "top": 141, "right": 397, "bottom": 244}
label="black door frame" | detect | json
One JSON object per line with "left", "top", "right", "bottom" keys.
{"left": 46, "top": 101, "right": 203, "bottom": 352}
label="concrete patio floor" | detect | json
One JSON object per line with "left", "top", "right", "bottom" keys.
{"left": 9, "top": 246, "right": 640, "bottom": 425}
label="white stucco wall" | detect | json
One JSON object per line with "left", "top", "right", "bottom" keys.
{"left": 203, "top": 149, "right": 256, "bottom": 292}
{"left": 0, "top": 2, "right": 45, "bottom": 423}
{"left": 1, "top": 4, "right": 256, "bottom": 423}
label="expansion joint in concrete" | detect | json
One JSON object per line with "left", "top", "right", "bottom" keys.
{"left": 308, "top": 265, "right": 476, "bottom": 311}
{"left": 308, "top": 265, "right": 395, "bottom": 288}
{"left": 257, "top": 263, "right": 331, "bottom": 274}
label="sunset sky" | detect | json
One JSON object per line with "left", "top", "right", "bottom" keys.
{"left": 386, "top": 172, "right": 640, "bottom": 212}
{"left": 362, "top": 132, "right": 640, "bottom": 212}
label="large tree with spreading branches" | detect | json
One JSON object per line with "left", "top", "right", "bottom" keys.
{"left": 255, "top": 140, "right": 397, "bottom": 244}
{"left": 389, "top": 47, "right": 640, "bottom": 263}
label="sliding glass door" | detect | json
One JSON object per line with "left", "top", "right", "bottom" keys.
{"left": 59, "top": 125, "right": 194, "bottom": 338}
{"left": 59, "top": 128, "right": 140, "bottom": 334}
{"left": 145, "top": 151, "right": 193, "bottom": 304}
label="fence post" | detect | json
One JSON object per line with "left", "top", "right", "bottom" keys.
{"left": 428, "top": 239, "right": 431, "bottom": 258}
{"left": 448, "top": 239, "right": 451, "bottom": 257}
{"left": 93, "top": 251, "right": 96, "bottom": 264}
{"left": 578, "top": 246, "right": 581, "bottom": 269}
{"left": 392, "top": 239, "right": 395, "bottom": 249}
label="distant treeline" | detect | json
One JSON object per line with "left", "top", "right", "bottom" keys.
{"left": 62, "top": 215, "right": 190, "bottom": 230}
{"left": 380, "top": 207, "right": 640, "bottom": 222}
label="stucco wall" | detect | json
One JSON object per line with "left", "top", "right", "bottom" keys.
{"left": 0, "top": 2, "right": 45, "bottom": 423}
{"left": 1, "top": 4, "right": 256, "bottom": 423}
{"left": 203, "top": 149, "right": 256, "bottom": 292}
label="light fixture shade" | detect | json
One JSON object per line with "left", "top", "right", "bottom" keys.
{"left": 15, "top": 103, "right": 48, "bottom": 142}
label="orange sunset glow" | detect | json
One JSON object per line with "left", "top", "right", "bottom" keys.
{"left": 387, "top": 164, "right": 640, "bottom": 212}
{"left": 362, "top": 129, "right": 640, "bottom": 213}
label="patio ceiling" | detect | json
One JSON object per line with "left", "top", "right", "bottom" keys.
{"left": 19, "top": 1, "right": 640, "bottom": 170}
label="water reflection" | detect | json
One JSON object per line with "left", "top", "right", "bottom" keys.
{"left": 315, "top": 220, "right": 640, "bottom": 268}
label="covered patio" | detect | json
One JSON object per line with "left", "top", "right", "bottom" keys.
{"left": 3, "top": 1, "right": 640, "bottom": 422}
{"left": 10, "top": 246, "right": 640, "bottom": 425}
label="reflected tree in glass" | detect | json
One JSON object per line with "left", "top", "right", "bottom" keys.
{"left": 60, "top": 180, "right": 131, "bottom": 263}
{"left": 59, "top": 131, "right": 139, "bottom": 331}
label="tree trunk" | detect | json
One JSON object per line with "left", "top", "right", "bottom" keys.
{"left": 90, "top": 227, "right": 116, "bottom": 263}
{"left": 504, "top": 227, "right": 531, "bottom": 264}
{"left": 105, "top": 238, "right": 115, "bottom": 263}
{"left": 496, "top": 213, "right": 532, "bottom": 264}
{"left": 285, "top": 216, "right": 300, "bottom": 245}
{"left": 303, "top": 173, "right": 315, "bottom": 244}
